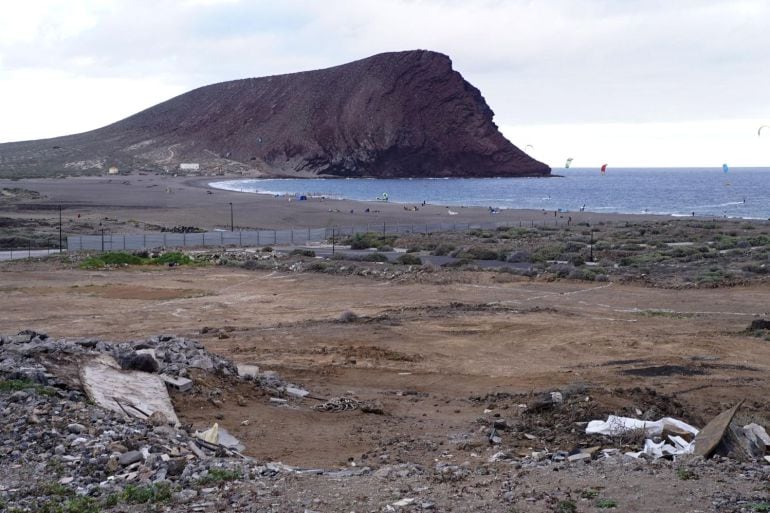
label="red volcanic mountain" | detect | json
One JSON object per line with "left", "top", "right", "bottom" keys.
{"left": 0, "top": 50, "right": 550, "bottom": 178}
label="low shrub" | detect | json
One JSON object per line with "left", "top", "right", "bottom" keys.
{"left": 396, "top": 253, "right": 422, "bottom": 265}
{"left": 153, "top": 252, "right": 191, "bottom": 265}
{"left": 361, "top": 252, "right": 389, "bottom": 262}
{"left": 290, "top": 249, "right": 316, "bottom": 257}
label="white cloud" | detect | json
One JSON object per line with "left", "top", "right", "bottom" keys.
{"left": 0, "top": 0, "right": 769, "bottom": 165}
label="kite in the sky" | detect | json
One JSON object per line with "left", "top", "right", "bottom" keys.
{"left": 600, "top": 163, "right": 607, "bottom": 174}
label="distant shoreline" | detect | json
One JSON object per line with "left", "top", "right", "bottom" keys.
{"left": 0, "top": 174, "right": 766, "bottom": 236}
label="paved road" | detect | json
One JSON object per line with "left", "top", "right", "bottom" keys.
{"left": 0, "top": 249, "right": 62, "bottom": 261}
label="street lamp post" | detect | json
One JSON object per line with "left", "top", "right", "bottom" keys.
{"left": 229, "top": 202, "right": 234, "bottom": 232}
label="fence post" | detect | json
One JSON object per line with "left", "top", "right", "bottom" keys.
{"left": 143, "top": 234, "right": 146, "bottom": 247}
{"left": 183, "top": 233, "right": 186, "bottom": 247}
{"left": 257, "top": 231, "right": 260, "bottom": 245}
{"left": 273, "top": 230, "right": 276, "bottom": 244}
{"left": 291, "top": 228, "right": 294, "bottom": 244}
{"left": 163, "top": 233, "right": 167, "bottom": 247}
{"left": 203, "top": 233, "right": 206, "bottom": 246}
{"left": 239, "top": 231, "right": 242, "bottom": 246}
{"left": 383, "top": 222, "right": 386, "bottom": 234}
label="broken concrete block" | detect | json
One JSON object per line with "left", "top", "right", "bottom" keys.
{"left": 568, "top": 452, "right": 592, "bottom": 462}
{"left": 693, "top": 402, "right": 742, "bottom": 458}
{"left": 237, "top": 364, "right": 260, "bottom": 379}
{"left": 744, "top": 423, "right": 770, "bottom": 447}
{"left": 161, "top": 374, "right": 193, "bottom": 392}
{"left": 284, "top": 386, "right": 309, "bottom": 398}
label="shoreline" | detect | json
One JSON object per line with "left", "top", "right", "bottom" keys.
{"left": 0, "top": 174, "right": 766, "bottom": 235}
{"left": 205, "top": 176, "right": 768, "bottom": 223}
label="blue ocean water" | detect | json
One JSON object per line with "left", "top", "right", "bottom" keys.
{"left": 212, "top": 167, "right": 770, "bottom": 220}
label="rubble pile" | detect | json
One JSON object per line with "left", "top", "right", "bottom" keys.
{"left": 0, "top": 330, "right": 238, "bottom": 385}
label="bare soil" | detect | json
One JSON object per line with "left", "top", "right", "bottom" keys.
{"left": 2, "top": 261, "right": 769, "bottom": 472}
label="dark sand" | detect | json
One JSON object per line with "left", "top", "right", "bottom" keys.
{"left": 0, "top": 174, "right": 680, "bottom": 233}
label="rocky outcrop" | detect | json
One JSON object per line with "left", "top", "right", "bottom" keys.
{"left": 0, "top": 50, "right": 549, "bottom": 178}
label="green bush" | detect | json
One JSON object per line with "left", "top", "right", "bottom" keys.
{"left": 396, "top": 254, "right": 422, "bottom": 265}
{"left": 153, "top": 252, "right": 191, "bottom": 265}
{"left": 432, "top": 243, "right": 455, "bottom": 256}
{"left": 121, "top": 483, "right": 172, "bottom": 504}
{"left": 198, "top": 468, "right": 242, "bottom": 485}
{"left": 454, "top": 246, "right": 500, "bottom": 261}
{"left": 346, "top": 232, "right": 397, "bottom": 250}
{"left": 79, "top": 251, "right": 146, "bottom": 269}
{"left": 290, "top": 249, "right": 316, "bottom": 257}
{"left": 101, "top": 252, "right": 145, "bottom": 265}
{"left": 532, "top": 244, "right": 566, "bottom": 262}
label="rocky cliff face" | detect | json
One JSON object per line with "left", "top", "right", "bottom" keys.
{"left": 0, "top": 50, "right": 550, "bottom": 178}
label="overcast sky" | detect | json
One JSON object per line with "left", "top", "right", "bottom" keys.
{"left": 1, "top": 0, "right": 768, "bottom": 167}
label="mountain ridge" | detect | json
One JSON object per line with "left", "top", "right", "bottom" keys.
{"left": 0, "top": 50, "right": 550, "bottom": 179}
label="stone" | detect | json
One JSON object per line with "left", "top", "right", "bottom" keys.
{"left": 118, "top": 351, "right": 160, "bottom": 373}
{"left": 188, "top": 356, "right": 214, "bottom": 370}
{"left": 568, "top": 452, "right": 592, "bottom": 462}
{"left": 148, "top": 411, "right": 169, "bottom": 427}
{"left": 9, "top": 391, "right": 29, "bottom": 402}
{"left": 119, "top": 450, "right": 145, "bottom": 466}
{"left": 174, "top": 489, "right": 198, "bottom": 503}
{"left": 694, "top": 402, "right": 743, "bottom": 458}
{"left": 166, "top": 458, "right": 187, "bottom": 476}
{"left": 108, "top": 442, "right": 128, "bottom": 453}
{"left": 67, "top": 423, "right": 87, "bottom": 434}
{"left": 106, "top": 455, "right": 120, "bottom": 473}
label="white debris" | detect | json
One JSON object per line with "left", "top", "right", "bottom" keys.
{"left": 587, "top": 415, "right": 700, "bottom": 459}
{"left": 80, "top": 354, "right": 180, "bottom": 426}
{"left": 744, "top": 423, "right": 770, "bottom": 446}
{"left": 392, "top": 498, "right": 415, "bottom": 507}
{"left": 586, "top": 415, "right": 699, "bottom": 438}
{"left": 284, "top": 386, "right": 309, "bottom": 398}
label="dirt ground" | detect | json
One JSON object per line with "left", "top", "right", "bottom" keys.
{"left": 2, "top": 260, "right": 769, "bottom": 470}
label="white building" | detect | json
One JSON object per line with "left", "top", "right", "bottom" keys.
{"left": 179, "top": 163, "right": 200, "bottom": 171}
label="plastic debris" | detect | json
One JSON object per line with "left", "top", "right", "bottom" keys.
{"left": 586, "top": 415, "right": 699, "bottom": 438}
{"left": 587, "top": 415, "right": 700, "bottom": 459}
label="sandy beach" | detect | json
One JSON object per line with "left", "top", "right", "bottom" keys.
{"left": 1, "top": 173, "right": 682, "bottom": 235}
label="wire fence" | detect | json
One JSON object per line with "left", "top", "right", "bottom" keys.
{"left": 65, "top": 218, "right": 569, "bottom": 252}
{"left": 0, "top": 241, "right": 63, "bottom": 261}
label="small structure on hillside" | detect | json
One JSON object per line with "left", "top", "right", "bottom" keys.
{"left": 108, "top": 166, "right": 119, "bottom": 175}
{"left": 179, "top": 163, "right": 200, "bottom": 171}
